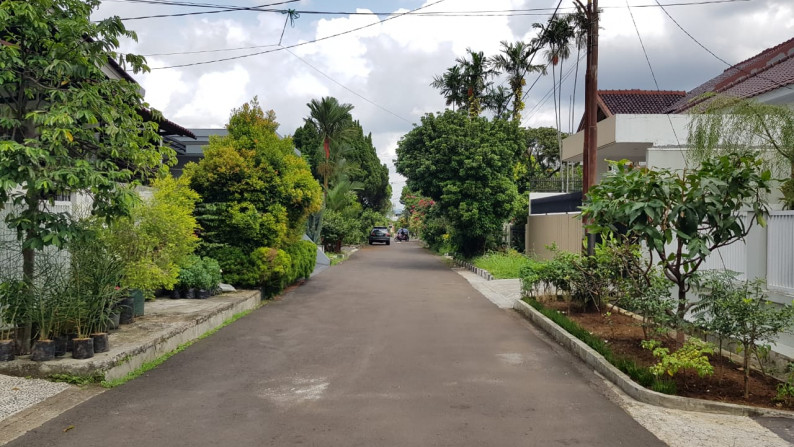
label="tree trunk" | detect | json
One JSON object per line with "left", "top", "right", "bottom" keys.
{"left": 743, "top": 341, "right": 751, "bottom": 399}
{"left": 676, "top": 284, "right": 687, "bottom": 346}
{"left": 20, "top": 244, "right": 34, "bottom": 354}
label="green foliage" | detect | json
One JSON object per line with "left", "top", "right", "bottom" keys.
{"left": 101, "top": 176, "right": 199, "bottom": 295}
{"left": 687, "top": 97, "right": 794, "bottom": 209}
{"left": 472, "top": 249, "right": 534, "bottom": 279}
{"left": 693, "top": 272, "right": 794, "bottom": 398}
{"left": 617, "top": 267, "right": 676, "bottom": 340}
{"left": 321, "top": 209, "right": 363, "bottom": 251}
{"left": 177, "top": 255, "right": 222, "bottom": 291}
{"left": 49, "top": 373, "right": 104, "bottom": 386}
{"left": 642, "top": 338, "right": 715, "bottom": 378}
{"left": 396, "top": 110, "right": 524, "bottom": 256}
{"left": 0, "top": 0, "right": 171, "bottom": 259}
{"left": 582, "top": 153, "right": 772, "bottom": 324}
{"left": 775, "top": 363, "right": 794, "bottom": 405}
{"left": 524, "top": 298, "right": 676, "bottom": 394}
{"left": 188, "top": 98, "right": 322, "bottom": 291}
{"left": 285, "top": 240, "right": 317, "bottom": 282}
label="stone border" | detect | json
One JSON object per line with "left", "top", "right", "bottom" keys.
{"left": 513, "top": 299, "right": 794, "bottom": 419}
{"left": 453, "top": 259, "right": 494, "bottom": 281}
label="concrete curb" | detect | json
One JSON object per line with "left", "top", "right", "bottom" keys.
{"left": 0, "top": 290, "right": 261, "bottom": 381}
{"left": 453, "top": 259, "right": 494, "bottom": 281}
{"left": 513, "top": 299, "right": 794, "bottom": 419}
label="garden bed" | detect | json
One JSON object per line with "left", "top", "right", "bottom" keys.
{"left": 533, "top": 297, "right": 792, "bottom": 411}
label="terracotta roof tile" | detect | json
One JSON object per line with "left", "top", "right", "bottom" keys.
{"left": 598, "top": 90, "right": 686, "bottom": 115}
{"left": 669, "top": 37, "right": 794, "bottom": 113}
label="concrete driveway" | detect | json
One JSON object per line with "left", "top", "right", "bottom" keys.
{"left": 8, "top": 241, "right": 663, "bottom": 446}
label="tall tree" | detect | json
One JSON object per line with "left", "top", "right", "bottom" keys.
{"left": 430, "top": 65, "right": 466, "bottom": 111}
{"left": 483, "top": 86, "right": 512, "bottom": 120}
{"left": 303, "top": 97, "right": 355, "bottom": 197}
{"left": 456, "top": 48, "right": 495, "bottom": 118}
{"left": 396, "top": 111, "right": 524, "bottom": 256}
{"left": 490, "top": 41, "right": 545, "bottom": 121}
{"left": 0, "top": 0, "right": 172, "bottom": 351}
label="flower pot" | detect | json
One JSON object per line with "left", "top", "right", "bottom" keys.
{"left": 109, "top": 311, "right": 121, "bottom": 330}
{"left": 31, "top": 339, "right": 55, "bottom": 362}
{"left": 53, "top": 335, "right": 68, "bottom": 357}
{"left": 0, "top": 339, "right": 15, "bottom": 361}
{"left": 72, "top": 338, "right": 94, "bottom": 359}
{"left": 131, "top": 289, "right": 145, "bottom": 317}
{"left": 119, "top": 296, "right": 135, "bottom": 325}
{"left": 182, "top": 288, "right": 195, "bottom": 299}
{"left": 197, "top": 289, "right": 211, "bottom": 299}
{"left": 170, "top": 288, "right": 181, "bottom": 299}
{"left": 90, "top": 333, "right": 109, "bottom": 353}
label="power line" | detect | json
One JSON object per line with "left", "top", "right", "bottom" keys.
{"left": 149, "top": 0, "right": 448, "bottom": 70}
{"left": 654, "top": 0, "right": 794, "bottom": 92}
{"left": 282, "top": 48, "right": 412, "bottom": 124}
{"left": 626, "top": 0, "right": 682, "bottom": 146}
{"left": 111, "top": 0, "right": 751, "bottom": 21}
{"left": 522, "top": 53, "right": 585, "bottom": 126}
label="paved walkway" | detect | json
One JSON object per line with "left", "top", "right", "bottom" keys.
{"left": 453, "top": 267, "right": 794, "bottom": 446}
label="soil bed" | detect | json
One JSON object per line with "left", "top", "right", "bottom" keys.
{"left": 540, "top": 299, "right": 791, "bottom": 411}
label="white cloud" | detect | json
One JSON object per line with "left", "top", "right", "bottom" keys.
{"left": 172, "top": 65, "right": 251, "bottom": 127}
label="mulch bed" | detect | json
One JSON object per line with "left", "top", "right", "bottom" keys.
{"left": 540, "top": 299, "right": 793, "bottom": 411}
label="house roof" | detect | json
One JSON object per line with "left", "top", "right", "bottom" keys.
{"left": 138, "top": 108, "right": 196, "bottom": 139}
{"left": 668, "top": 37, "right": 794, "bottom": 113}
{"left": 598, "top": 90, "right": 686, "bottom": 115}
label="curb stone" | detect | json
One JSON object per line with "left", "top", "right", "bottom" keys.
{"left": 513, "top": 299, "right": 794, "bottom": 419}
{"left": 453, "top": 259, "right": 494, "bottom": 281}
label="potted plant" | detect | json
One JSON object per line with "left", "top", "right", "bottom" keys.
{"left": 0, "top": 280, "right": 23, "bottom": 361}
{"left": 176, "top": 256, "right": 222, "bottom": 299}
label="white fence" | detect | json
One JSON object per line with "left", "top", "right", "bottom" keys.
{"left": 767, "top": 211, "right": 794, "bottom": 294}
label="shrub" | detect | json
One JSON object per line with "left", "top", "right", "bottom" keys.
{"left": 642, "top": 338, "right": 715, "bottom": 379}
{"left": 285, "top": 240, "right": 317, "bottom": 283}
{"left": 177, "top": 256, "right": 222, "bottom": 291}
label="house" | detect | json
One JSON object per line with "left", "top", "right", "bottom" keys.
{"left": 529, "top": 37, "right": 794, "bottom": 301}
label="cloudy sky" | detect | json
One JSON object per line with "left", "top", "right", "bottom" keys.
{"left": 93, "top": 0, "right": 793, "bottom": 207}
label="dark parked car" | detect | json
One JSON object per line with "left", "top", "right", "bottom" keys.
{"left": 368, "top": 226, "right": 390, "bottom": 245}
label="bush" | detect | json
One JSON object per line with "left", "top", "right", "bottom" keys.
{"left": 177, "top": 255, "right": 222, "bottom": 291}
{"left": 642, "top": 338, "right": 715, "bottom": 379}
{"left": 285, "top": 240, "right": 317, "bottom": 283}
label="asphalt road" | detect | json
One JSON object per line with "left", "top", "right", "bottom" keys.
{"left": 9, "top": 241, "right": 664, "bottom": 447}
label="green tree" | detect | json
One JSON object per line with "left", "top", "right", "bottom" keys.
{"left": 490, "top": 40, "right": 545, "bottom": 121}
{"left": 456, "top": 48, "right": 495, "bottom": 118}
{"left": 396, "top": 110, "right": 524, "bottom": 256}
{"left": 581, "top": 154, "right": 772, "bottom": 342}
{"left": 688, "top": 97, "right": 794, "bottom": 209}
{"left": 186, "top": 99, "right": 322, "bottom": 289}
{"left": 0, "top": 0, "right": 171, "bottom": 350}
{"left": 303, "top": 97, "right": 355, "bottom": 197}
{"left": 430, "top": 65, "right": 466, "bottom": 111}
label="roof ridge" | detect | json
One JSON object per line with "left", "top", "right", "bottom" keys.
{"left": 727, "top": 36, "right": 794, "bottom": 72}
{"left": 598, "top": 89, "right": 686, "bottom": 95}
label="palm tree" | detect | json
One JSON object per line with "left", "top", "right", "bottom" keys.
{"left": 490, "top": 40, "right": 546, "bottom": 121}
{"left": 456, "top": 48, "right": 495, "bottom": 118}
{"left": 533, "top": 15, "right": 575, "bottom": 166}
{"left": 483, "top": 86, "right": 512, "bottom": 120}
{"left": 304, "top": 97, "right": 354, "bottom": 197}
{"left": 430, "top": 65, "right": 466, "bottom": 111}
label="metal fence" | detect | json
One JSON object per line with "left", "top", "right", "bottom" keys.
{"left": 529, "top": 177, "right": 583, "bottom": 193}
{"left": 768, "top": 211, "right": 794, "bottom": 294}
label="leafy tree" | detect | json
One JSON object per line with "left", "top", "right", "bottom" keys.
{"left": 341, "top": 121, "right": 391, "bottom": 212}
{"left": 483, "top": 86, "right": 512, "bottom": 120}
{"left": 694, "top": 272, "right": 794, "bottom": 398}
{"left": 490, "top": 40, "right": 545, "bottom": 121}
{"left": 688, "top": 97, "right": 794, "bottom": 209}
{"left": 581, "top": 154, "right": 772, "bottom": 341}
{"left": 396, "top": 110, "right": 524, "bottom": 256}
{"left": 186, "top": 99, "right": 322, "bottom": 289}
{"left": 0, "top": 0, "right": 171, "bottom": 350}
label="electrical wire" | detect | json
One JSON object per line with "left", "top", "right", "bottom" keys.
{"left": 626, "top": 0, "right": 682, "bottom": 146}
{"left": 282, "top": 48, "right": 412, "bottom": 124}
{"left": 149, "top": 0, "right": 447, "bottom": 70}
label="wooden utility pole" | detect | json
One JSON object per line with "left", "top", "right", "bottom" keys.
{"left": 581, "top": 0, "right": 599, "bottom": 255}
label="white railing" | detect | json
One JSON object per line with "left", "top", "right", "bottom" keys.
{"left": 767, "top": 211, "right": 794, "bottom": 294}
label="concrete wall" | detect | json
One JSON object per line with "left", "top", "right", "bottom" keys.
{"left": 525, "top": 213, "right": 583, "bottom": 261}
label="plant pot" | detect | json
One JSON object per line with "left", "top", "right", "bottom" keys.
{"left": 182, "top": 288, "right": 195, "bottom": 299}
{"left": 72, "top": 338, "right": 94, "bottom": 359}
{"left": 197, "top": 289, "right": 211, "bottom": 299}
{"left": 170, "top": 288, "right": 181, "bottom": 299}
{"left": 90, "top": 333, "right": 109, "bottom": 353}
{"left": 31, "top": 339, "right": 55, "bottom": 362}
{"left": 53, "top": 335, "right": 68, "bottom": 357}
{"left": 119, "top": 296, "right": 135, "bottom": 325}
{"left": 132, "top": 289, "right": 145, "bottom": 317}
{"left": 0, "top": 339, "right": 15, "bottom": 361}
{"left": 109, "top": 311, "right": 121, "bottom": 330}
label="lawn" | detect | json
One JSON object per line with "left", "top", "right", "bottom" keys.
{"left": 471, "top": 250, "right": 536, "bottom": 279}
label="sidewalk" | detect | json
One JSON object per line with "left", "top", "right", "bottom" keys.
{"left": 0, "top": 290, "right": 260, "bottom": 445}
{"left": 453, "top": 266, "right": 794, "bottom": 447}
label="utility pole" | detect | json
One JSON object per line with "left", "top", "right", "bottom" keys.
{"left": 580, "top": 0, "right": 599, "bottom": 255}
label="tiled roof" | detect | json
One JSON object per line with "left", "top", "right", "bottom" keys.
{"left": 598, "top": 90, "right": 686, "bottom": 115}
{"left": 668, "top": 37, "right": 794, "bottom": 113}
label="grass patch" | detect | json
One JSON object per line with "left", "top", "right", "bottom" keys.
{"left": 49, "top": 373, "right": 105, "bottom": 386}
{"left": 471, "top": 250, "right": 536, "bottom": 279}
{"left": 100, "top": 307, "right": 257, "bottom": 388}
{"left": 523, "top": 297, "right": 676, "bottom": 394}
